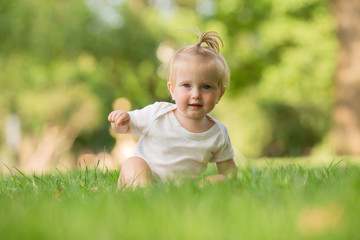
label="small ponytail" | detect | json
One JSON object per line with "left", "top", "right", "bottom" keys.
{"left": 196, "top": 31, "right": 224, "bottom": 53}
{"left": 168, "top": 30, "right": 230, "bottom": 90}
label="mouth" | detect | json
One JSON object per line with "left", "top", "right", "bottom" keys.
{"left": 189, "top": 103, "right": 203, "bottom": 109}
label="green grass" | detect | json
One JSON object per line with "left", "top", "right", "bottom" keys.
{"left": 1, "top": 159, "right": 360, "bottom": 240}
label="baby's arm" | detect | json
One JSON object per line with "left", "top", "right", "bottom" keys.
{"left": 201, "top": 159, "right": 237, "bottom": 185}
{"left": 216, "top": 159, "right": 237, "bottom": 180}
{"left": 108, "top": 110, "right": 131, "bottom": 134}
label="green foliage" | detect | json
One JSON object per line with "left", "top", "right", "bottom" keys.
{"left": 0, "top": 0, "right": 337, "bottom": 158}
{"left": 212, "top": 0, "right": 336, "bottom": 157}
{"left": 1, "top": 160, "right": 359, "bottom": 239}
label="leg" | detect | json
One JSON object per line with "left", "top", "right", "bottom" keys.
{"left": 118, "top": 157, "right": 154, "bottom": 189}
{"left": 198, "top": 174, "right": 226, "bottom": 187}
{"left": 205, "top": 174, "right": 226, "bottom": 183}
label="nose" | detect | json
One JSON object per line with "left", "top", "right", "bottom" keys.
{"left": 191, "top": 88, "right": 201, "bottom": 99}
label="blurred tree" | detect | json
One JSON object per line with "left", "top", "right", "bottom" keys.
{"left": 212, "top": 0, "right": 336, "bottom": 157}
{"left": 0, "top": 0, "right": 340, "bottom": 168}
{"left": 0, "top": 0, "right": 169, "bottom": 164}
{"left": 331, "top": 0, "right": 360, "bottom": 155}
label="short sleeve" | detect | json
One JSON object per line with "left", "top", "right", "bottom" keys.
{"left": 128, "top": 102, "right": 174, "bottom": 136}
{"left": 211, "top": 125, "right": 234, "bottom": 163}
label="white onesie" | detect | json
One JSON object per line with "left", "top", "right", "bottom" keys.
{"left": 128, "top": 102, "right": 234, "bottom": 179}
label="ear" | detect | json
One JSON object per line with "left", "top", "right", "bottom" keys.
{"left": 216, "top": 88, "right": 226, "bottom": 104}
{"left": 167, "top": 82, "right": 175, "bottom": 100}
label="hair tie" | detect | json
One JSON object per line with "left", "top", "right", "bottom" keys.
{"left": 197, "top": 41, "right": 201, "bottom": 46}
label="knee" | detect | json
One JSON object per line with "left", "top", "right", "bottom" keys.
{"left": 121, "top": 157, "right": 151, "bottom": 174}
{"left": 118, "top": 157, "right": 153, "bottom": 188}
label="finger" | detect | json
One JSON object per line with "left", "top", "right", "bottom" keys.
{"left": 115, "top": 114, "right": 125, "bottom": 126}
{"left": 108, "top": 113, "right": 113, "bottom": 122}
{"left": 122, "top": 115, "right": 130, "bottom": 125}
{"left": 108, "top": 112, "right": 114, "bottom": 122}
{"left": 118, "top": 114, "right": 130, "bottom": 126}
{"left": 122, "top": 117, "right": 129, "bottom": 125}
{"left": 108, "top": 111, "right": 117, "bottom": 122}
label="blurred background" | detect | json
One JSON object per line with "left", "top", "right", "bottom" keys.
{"left": 1, "top": 0, "right": 359, "bottom": 173}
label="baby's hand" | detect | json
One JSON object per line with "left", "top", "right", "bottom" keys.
{"left": 108, "top": 110, "right": 130, "bottom": 133}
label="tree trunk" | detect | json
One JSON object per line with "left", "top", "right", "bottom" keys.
{"left": 331, "top": 0, "right": 360, "bottom": 155}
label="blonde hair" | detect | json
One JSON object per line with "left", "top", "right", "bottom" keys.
{"left": 168, "top": 31, "right": 230, "bottom": 91}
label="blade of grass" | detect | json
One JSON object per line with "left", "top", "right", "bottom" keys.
{"left": 2, "top": 162, "right": 14, "bottom": 177}
{"left": 14, "top": 167, "right": 31, "bottom": 182}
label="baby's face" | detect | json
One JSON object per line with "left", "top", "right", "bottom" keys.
{"left": 168, "top": 63, "right": 224, "bottom": 121}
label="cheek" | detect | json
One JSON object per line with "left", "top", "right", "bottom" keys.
{"left": 205, "top": 92, "right": 218, "bottom": 101}
{"left": 213, "top": 91, "right": 222, "bottom": 102}
{"left": 173, "top": 88, "right": 187, "bottom": 101}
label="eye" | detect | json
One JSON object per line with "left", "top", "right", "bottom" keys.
{"left": 183, "top": 83, "right": 191, "bottom": 88}
{"left": 202, "top": 85, "right": 211, "bottom": 90}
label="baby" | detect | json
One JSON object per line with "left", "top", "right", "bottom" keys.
{"left": 108, "top": 31, "right": 237, "bottom": 188}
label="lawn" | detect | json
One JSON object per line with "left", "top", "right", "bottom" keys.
{"left": 0, "top": 158, "right": 359, "bottom": 240}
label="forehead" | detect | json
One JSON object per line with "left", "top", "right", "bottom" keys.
{"left": 173, "top": 56, "right": 220, "bottom": 82}
{"left": 176, "top": 66, "right": 218, "bottom": 86}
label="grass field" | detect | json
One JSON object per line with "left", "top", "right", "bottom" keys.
{"left": 1, "top": 158, "right": 359, "bottom": 240}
